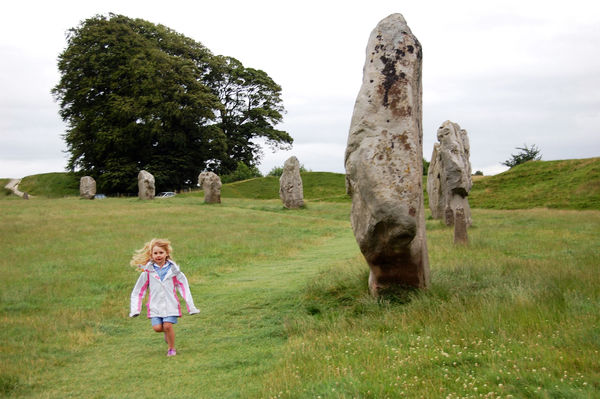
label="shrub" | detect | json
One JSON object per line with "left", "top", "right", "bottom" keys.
{"left": 220, "top": 162, "right": 262, "bottom": 183}
{"left": 267, "top": 163, "right": 309, "bottom": 177}
{"left": 502, "top": 144, "right": 542, "bottom": 168}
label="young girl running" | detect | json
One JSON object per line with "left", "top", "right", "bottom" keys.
{"left": 129, "top": 238, "right": 199, "bottom": 356}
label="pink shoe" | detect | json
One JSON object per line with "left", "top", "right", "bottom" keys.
{"left": 167, "top": 349, "right": 176, "bottom": 357}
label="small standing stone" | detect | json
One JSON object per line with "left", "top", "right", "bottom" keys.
{"left": 279, "top": 156, "right": 304, "bottom": 209}
{"left": 427, "top": 144, "right": 443, "bottom": 219}
{"left": 80, "top": 176, "right": 96, "bottom": 200}
{"left": 138, "top": 170, "right": 155, "bottom": 200}
{"left": 198, "top": 171, "right": 222, "bottom": 204}
{"left": 454, "top": 207, "right": 468, "bottom": 245}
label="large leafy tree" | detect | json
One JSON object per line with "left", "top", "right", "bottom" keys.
{"left": 206, "top": 56, "right": 292, "bottom": 174}
{"left": 53, "top": 14, "right": 290, "bottom": 193}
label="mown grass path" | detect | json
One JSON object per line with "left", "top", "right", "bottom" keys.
{"left": 1, "top": 197, "right": 359, "bottom": 398}
{"left": 44, "top": 231, "right": 359, "bottom": 399}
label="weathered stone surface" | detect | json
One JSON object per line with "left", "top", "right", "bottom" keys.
{"left": 79, "top": 176, "right": 96, "bottom": 200}
{"left": 454, "top": 207, "right": 468, "bottom": 245}
{"left": 279, "top": 156, "right": 304, "bottom": 209}
{"left": 198, "top": 171, "right": 222, "bottom": 204}
{"left": 345, "top": 13, "right": 429, "bottom": 294}
{"left": 444, "top": 205, "right": 454, "bottom": 226}
{"left": 427, "top": 144, "right": 443, "bottom": 219}
{"left": 138, "top": 170, "right": 155, "bottom": 200}
{"left": 427, "top": 120, "right": 472, "bottom": 226}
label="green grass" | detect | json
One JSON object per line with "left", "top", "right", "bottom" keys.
{"left": 0, "top": 194, "right": 598, "bottom": 398}
{"left": 4, "top": 171, "right": 349, "bottom": 202}
{"left": 265, "top": 208, "right": 600, "bottom": 398}
{"left": 6, "top": 157, "right": 599, "bottom": 210}
{"left": 220, "top": 158, "right": 600, "bottom": 209}
{"left": 469, "top": 157, "right": 600, "bottom": 210}
{"left": 1, "top": 179, "right": 14, "bottom": 197}
{"left": 221, "top": 172, "right": 349, "bottom": 202}
{"left": 221, "top": 175, "right": 281, "bottom": 199}
{"left": 17, "top": 172, "right": 79, "bottom": 198}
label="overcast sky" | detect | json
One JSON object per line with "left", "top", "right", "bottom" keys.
{"left": 1, "top": 0, "right": 599, "bottom": 178}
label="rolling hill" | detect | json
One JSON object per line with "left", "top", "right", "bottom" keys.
{"left": 4, "top": 157, "right": 599, "bottom": 210}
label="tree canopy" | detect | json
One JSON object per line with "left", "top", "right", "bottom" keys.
{"left": 52, "top": 14, "right": 292, "bottom": 193}
{"left": 206, "top": 56, "right": 291, "bottom": 173}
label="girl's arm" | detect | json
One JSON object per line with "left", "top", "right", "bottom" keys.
{"left": 173, "top": 271, "right": 200, "bottom": 314}
{"left": 129, "top": 271, "right": 149, "bottom": 317}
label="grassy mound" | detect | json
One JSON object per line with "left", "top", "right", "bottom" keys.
{"left": 469, "top": 157, "right": 600, "bottom": 210}
{"left": 222, "top": 172, "right": 349, "bottom": 201}
{"left": 1, "top": 178, "right": 13, "bottom": 197}
{"left": 221, "top": 175, "right": 280, "bottom": 199}
{"left": 17, "top": 172, "right": 79, "bottom": 198}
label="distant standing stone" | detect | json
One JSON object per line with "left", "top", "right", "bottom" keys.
{"left": 279, "top": 156, "right": 304, "bottom": 209}
{"left": 138, "top": 170, "right": 155, "bottom": 200}
{"left": 80, "top": 176, "right": 96, "bottom": 200}
{"left": 427, "top": 144, "right": 443, "bottom": 218}
{"left": 427, "top": 120, "right": 472, "bottom": 226}
{"left": 345, "top": 13, "right": 430, "bottom": 294}
{"left": 198, "top": 171, "right": 222, "bottom": 204}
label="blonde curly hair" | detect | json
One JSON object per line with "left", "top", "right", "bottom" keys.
{"left": 130, "top": 238, "right": 173, "bottom": 270}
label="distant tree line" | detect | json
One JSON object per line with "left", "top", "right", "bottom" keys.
{"left": 53, "top": 14, "right": 292, "bottom": 193}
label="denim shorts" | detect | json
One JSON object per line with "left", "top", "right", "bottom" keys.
{"left": 151, "top": 316, "right": 179, "bottom": 326}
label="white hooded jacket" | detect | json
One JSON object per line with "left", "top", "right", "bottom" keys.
{"left": 129, "top": 260, "right": 200, "bottom": 318}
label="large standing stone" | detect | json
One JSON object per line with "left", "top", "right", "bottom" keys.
{"left": 345, "top": 13, "right": 430, "bottom": 294}
{"left": 138, "top": 170, "right": 155, "bottom": 200}
{"left": 79, "top": 176, "right": 96, "bottom": 200}
{"left": 198, "top": 171, "right": 222, "bottom": 204}
{"left": 426, "top": 120, "right": 472, "bottom": 226}
{"left": 279, "top": 156, "right": 305, "bottom": 209}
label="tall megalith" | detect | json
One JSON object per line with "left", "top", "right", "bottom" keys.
{"left": 79, "top": 176, "right": 96, "bottom": 199}
{"left": 427, "top": 120, "right": 472, "bottom": 226}
{"left": 138, "top": 170, "right": 155, "bottom": 200}
{"left": 345, "top": 13, "right": 430, "bottom": 294}
{"left": 198, "top": 171, "right": 222, "bottom": 204}
{"left": 279, "top": 156, "right": 304, "bottom": 209}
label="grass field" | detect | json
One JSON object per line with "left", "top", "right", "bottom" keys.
{"left": 468, "top": 158, "right": 600, "bottom": 210}
{"left": 220, "top": 172, "right": 348, "bottom": 202}
{"left": 1, "top": 191, "right": 598, "bottom": 398}
{"left": 16, "top": 173, "right": 79, "bottom": 198}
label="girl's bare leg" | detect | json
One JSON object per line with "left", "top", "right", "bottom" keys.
{"left": 152, "top": 324, "right": 164, "bottom": 332}
{"left": 163, "top": 322, "right": 175, "bottom": 349}
{"left": 152, "top": 323, "right": 175, "bottom": 349}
